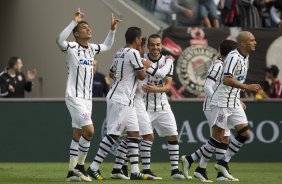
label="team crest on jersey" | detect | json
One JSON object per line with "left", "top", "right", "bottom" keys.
{"left": 101, "top": 118, "right": 124, "bottom": 156}
{"left": 217, "top": 113, "right": 225, "bottom": 123}
{"left": 175, "top": 28, "right": 218, "bottom": 96}
{"left": 82, "top": 113, "right": 90, "bottom": 121}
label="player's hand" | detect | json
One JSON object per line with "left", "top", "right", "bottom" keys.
{"left": 142, "top": 59, "right": 152, "bottom": 69}
{"left": 27, "top": 69, "right": 37, "bottom": 81}
{"left": 183, "top": 8, "right": 193, "bottom": 17}
{"left": 111, "top": 13, "right": 122, "bottom": 31}
{"left": 73, "top": 8, "right": 84, "bottom": 22}
{"left": 142, "top": 83, "right": 158, "bottom": 93}
{"left": 245, "top": 84, "right": 262, "bottom": 92}
{"left": 8, "top": 85, "right": 15, "bottom": 93}
{"left": 166, "top": 55, "right": 175, "bottom": 62}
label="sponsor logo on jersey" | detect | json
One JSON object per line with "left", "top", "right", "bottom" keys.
{"left": 79, "top": 59, "right": 93, "bottom": 66}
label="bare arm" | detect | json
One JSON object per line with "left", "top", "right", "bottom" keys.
{"left": 223, "top": 76, "right": 261, "bottom": 92}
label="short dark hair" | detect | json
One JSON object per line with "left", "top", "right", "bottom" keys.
{"left": 219, "top": 40, "right": 238, "bottom": 57}
{"left": 72, "top": 21, "right": 89, "bottom": 37}
{"left": 148, "top": 34, "right": 161, "bottom": 44}
{"left": 141, "top": 37, "right": 147, "bottom": 47}
{"left": 125, "top": 27, "right": 142, "bottom": 44}
{"left": 266, "top": 65, "right": 279, "bottom": 78}
{"left": 8, "top": 56, "right": 20, "bottom": 69}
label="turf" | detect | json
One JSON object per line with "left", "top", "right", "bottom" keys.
{"left": 0, "top": 162, "right": 281, "bottom": 184}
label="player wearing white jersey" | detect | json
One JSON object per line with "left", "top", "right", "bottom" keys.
{"left": 87, "top": 27, "right": 154, "bottom": 180}
{"left": 111, "top": 38, "right": 174, "bottom": 180}
{"left": 142, "top": 34, "right": 185, "bottom": 179}
{"left": 209, "top": 32, "right": 260, "bottom": 181}
{"left": 181, "top": 40, "right": 238, "bottom": 182}
{"left": 56, "top": 9, "right": 120, "bottom": 182}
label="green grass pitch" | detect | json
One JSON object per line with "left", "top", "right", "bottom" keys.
{"left": 0, "top": 162, "right": 282, "bottom": 184}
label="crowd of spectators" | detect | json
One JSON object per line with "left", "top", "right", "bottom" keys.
{"left": 133, "top": 0, "right": 282, "bottom": 28}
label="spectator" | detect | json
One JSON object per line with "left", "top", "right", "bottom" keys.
{"left": 154, "top": 0, "right": 173, "bottom": 23}
{"left": 238, "top": 0, "right": 262, "bottom": 28}
{"left": 92, "top": 59, "right": 110, "bottom": 97}
{"left": 0, "top": 57, "right": 37, "bottom": 98}
{"left": 171, "top": 0, "right": 201, "bottom": 26}
{"left": 199, "top": 0, "right": 220, "bottom": 28}
{"left": 257, "top": 65, "right": 282, "bottom": 98}
{"left": 269, "top": 0, "right": 282, "bottom": 28}
{"left": 223, "top": 0, "right": 241, "bottom": 26}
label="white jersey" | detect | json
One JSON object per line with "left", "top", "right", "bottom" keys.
{"left": 203, "top": 58, "right": 223, "bottom": 111}
{"left": 56, "top": 20, "right": 115, "bottom": 99}
{"left": 107, "top": 47, "right": 144, "bottom": 106}
{"left": 210, "top": 49, "right": 249, "bottom": 108}
{"left": 143, "top": 54, "right": 173, "bottom": 112}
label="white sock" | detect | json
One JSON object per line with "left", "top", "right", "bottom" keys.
{"left": 77, "top": 136, "right": 91, "bottom": 165}
{"left": 140, "top": 140, "right": 152, "bottom": 170}
{"left": 69, "top": 139, "right": 79, "bottom": 171}
{"left": 127, "top": 137, "right": 140, "bottom": 174}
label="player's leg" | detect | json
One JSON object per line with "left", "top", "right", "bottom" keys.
{"left": 87, "top": 100, "right": 129, "bottom": 180}
{"left": 215, "top": 107, "right": 249, "bottom": 181}
{"left": 125, "top": 110, "right": 153, "bottom": 180}
{"left": 153, "top": 109, "right": 184, "bottom": 179}
{"left": 138, "top": 110, "right": 161, "bottom": 179}
{"left": 66, "top": 128, "right": 81, "bottom": 182}
{"left": 111, "top": 136, "right": 130, "bottom": 180}
{"left": 65, "top": 97, "right": 92, "bottom": 182}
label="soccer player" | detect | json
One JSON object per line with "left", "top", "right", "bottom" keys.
{"left": 141, "top": 34, "right": 185, "bottom": 179}
{"left": 87, "top": 27, "right": 153, "bottom": 180}
{"left": 56, "top": 8, "right": 120, "bottom": 182}
{"left": 202, "top": 31, "right": 260, "bottom": 181}
{"left": 111, "top": 36, "right": 174, "bottom": 180}
{"left": 181, "top": 39, "right": 238, "bottom": 182}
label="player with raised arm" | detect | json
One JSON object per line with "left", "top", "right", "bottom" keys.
{"left": 56, "top": 8, "right": 120, "bottom": 182}
{"left": 141, "top": 34, "right": 185, "bottom": 179}
{"left": 87, "top": 27, "right": 154, "bottom": 180}
{"left": 110, "top": 36, "right": 174, "bottom": 180}
{"left": 181, "top": 40, "right": 238, "bottom": 182}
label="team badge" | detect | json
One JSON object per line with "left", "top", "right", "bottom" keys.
{"left": 217, "top": 113, "right": 225, "bottom": 123}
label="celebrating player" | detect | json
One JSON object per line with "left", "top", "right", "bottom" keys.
{"left": 87, "top": 27, "right": 153, "bottom": 180}
{"left": 56, "top": 8, "right": 120, "bottom": 182}
{"left": 141, "top": 34, "right": 185, "bottom": 179}
{"left": 181, "top": 39, "right": 238, "bottom": 182}
{"left": 111, "top": 36, "right": 174, "bottom": 180}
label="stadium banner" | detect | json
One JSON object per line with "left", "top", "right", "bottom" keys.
{"left": 0, "top": 99, "right": 281, "bottom": 162}
{"left": 161, "top": 26, "right": 282, "bottom": 98}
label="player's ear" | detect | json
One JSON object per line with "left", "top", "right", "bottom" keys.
{"left": 74, "top": 31, "right": 79, "bottom": 38}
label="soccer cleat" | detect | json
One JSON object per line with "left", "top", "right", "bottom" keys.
{"left": 216, "top": 172, "right": 232, "bottom": 181}
{"left": 66, "top": 171, "right": 81, "bottom": 182}
{"left": 73, "top": 164, "right": 92, "bottom": 182}
{"left": 171, "top": 169, "right": 185, "bottom": 179}
{"left": 87, "top": 167, "right": 104, "bottom": 180}
{"left": 111, "top": 168, "right": 130, "bottom": 180}
{"left": 130, "top": 172, "right": 154, "bottom": 180}
{"left": 215, "top": 160, "right": 239, "bottom": 181}
{"left": 180, "top": 155, "right": 193, "bottom": 179}
{"left": 194, "top": 167, "right": 213, "bottom": 182}
{"left": 142, "top": 169, "right": 162, "bottom": 180}
{"left": 121, "top": 165, "right": 128, "bottom": 177}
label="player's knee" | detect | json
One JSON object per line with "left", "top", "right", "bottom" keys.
{"left": 236, "top": 126, "right": 250, "bottom": 143}
{"left": 142, "top": 134, "right": 154, "bottom": 142}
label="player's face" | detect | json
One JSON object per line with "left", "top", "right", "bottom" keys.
{"left": 14, "top": 59, "right": 23, "bottom": 72}
{"left": 245, "top": 33, "right": 256, "bottom": 53}
{"left": 148, "top": 37, "right": 162, "bottom": 58}
{"left": 77, "top": 23, "right": 92, "bottom": 39}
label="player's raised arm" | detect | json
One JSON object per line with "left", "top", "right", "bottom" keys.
{"left": 97, "top": 14, "right": 121, "bottom": 53}
{"left": 56, "top": 8, "right": 84, "bottom": 51}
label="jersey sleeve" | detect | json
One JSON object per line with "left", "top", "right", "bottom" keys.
{"left": 207, "top": 61, "right": 223, "bottom": 82}
{"left": 91, "top": 30, "right": 116, "bottom": 55}
{"left": 204, "top": 77, "right": 216, "bottom": 98}
{"left": 56, "top": 20, "right": 78, "bottom": 52}
{"left": 166, "top": 62, "right": 174, "bottom": 77}
{"left": 223, "top": 54, "right": 238, "bottom": 77}
{"left": 130, "top": 51, "right": 144, "bottom": 71}
{"left": 146, "top": 58, "right": 173, "bottom": 78}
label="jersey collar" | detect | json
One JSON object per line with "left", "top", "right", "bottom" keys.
{"left": 147, "top": 54, "right": 162, "bottom": 63}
